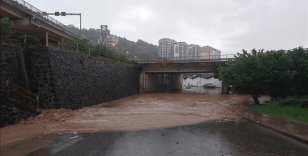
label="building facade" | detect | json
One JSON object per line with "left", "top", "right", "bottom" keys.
{"left": 183, "top": 76, "right": 222, "bottom": 87}
{"left": 106, "top": 35, "right": 118, "bottom": 49}
{"left": 192, "top": 44, "right": 200, "bottom": 59}
{"left": 212, "top": 48, "right": 221, "bottom": 59}
{"left": 188, "top": 44, "right": 194, "bottom": 60}
{"left": 173, "top": 42, "right": 180, "bottom": 60}
{"left": 178, "top": 42, "right": 188, "bottom": 60}
{"left": 200, "top": 45, "right": 213, "bottom": 59}
{"left": 158, "top": 38, "right": 221, "bottom": 60}
{"left": 158, "top": 38, "right": 176, "bottom": 58}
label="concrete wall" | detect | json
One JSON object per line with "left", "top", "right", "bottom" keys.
{"left": 183, "top": 77, "right": 222, "bottom": 87}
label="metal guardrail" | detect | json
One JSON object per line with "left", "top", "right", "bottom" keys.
{"left": 130, "top": 48, "right": 308, "bottom": 63}
{"left": 129, "top": 54, "right": 239, "bottom": 63}
{"left": 2, "top": 0, "right": 98, "bottom": 46}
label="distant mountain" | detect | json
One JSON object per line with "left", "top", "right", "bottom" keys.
{"left": 67, "top": 25, "right": 159, "bottom": 58}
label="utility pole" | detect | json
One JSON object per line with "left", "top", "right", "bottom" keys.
{"left": 42, "top": 12, "right": 82, "bottom": 37}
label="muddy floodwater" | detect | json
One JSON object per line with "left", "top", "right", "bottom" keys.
{"left": 1, "top": 87, "right": 270, "bottom": 147}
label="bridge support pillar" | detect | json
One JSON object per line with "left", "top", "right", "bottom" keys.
{"left": 169, "top": 73, "right": 183, "bottom": 90}
{"left": 46, "top": 31, "right": 48, "bottom": 47}
{"left": 214, "top": 72, "right": 219, "bottom": 78}
{"left": 222, "top": 82, "right": 229, "bottom": 94}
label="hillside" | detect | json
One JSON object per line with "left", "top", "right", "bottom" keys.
{"left": 67, "top": 25, "right": 159, "bottom": 58}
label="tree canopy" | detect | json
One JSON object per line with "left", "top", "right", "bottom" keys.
{"left": 218, "top": 47, "right": 308, "bottom": 104}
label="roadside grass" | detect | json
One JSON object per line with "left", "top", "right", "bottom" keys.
{"left": 249, "top": 95, "right": 308, "bottom": 123}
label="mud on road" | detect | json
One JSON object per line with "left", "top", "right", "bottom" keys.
{"left": 1, "top": 93, "right": 270, "bottom": 147}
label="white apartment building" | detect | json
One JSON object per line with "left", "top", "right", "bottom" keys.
{"left": 192, "top": 44, "right": 201, "bottom": 59}
{"left": 178, "top": 42, "right": 188, "bottom": 60}
{"left": 158, "top": 38, "right": 220, "bottom": 60}
{"left": 173, "top": 42, "right": 180, "bottom": 60}
{"left": 212, "top": 48, "right": 221, "bottom": 59}
{"left": 159, "top": 38, "right": 176, "bottom": 58}
{"left": 188, "top": 44, "right": 194, "bottom": 60}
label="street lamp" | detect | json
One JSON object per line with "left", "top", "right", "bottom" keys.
{"left": 125, "top": 51, "right": 129, "bottom": 56}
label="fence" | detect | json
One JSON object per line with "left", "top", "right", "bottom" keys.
{"left": 0, "top": 77, "right": 39, "bottom": 110}
{"left": 2, "top": 0, "right": 98, "bottom": 46}
{"left": 0, "top": 25, "right": 134, "bottom": 64}
{"left": 130, "top": 48, "right": 308, "bottom": 64}
{"left": 129, "top": 55, "right": 239, "bottom": 63}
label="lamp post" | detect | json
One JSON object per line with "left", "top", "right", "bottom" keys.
{"left": 42, "top": 12, "right": 82, "bottom": 38}
{"left": 125, "top": 51, "right": 129, "bottom": 56}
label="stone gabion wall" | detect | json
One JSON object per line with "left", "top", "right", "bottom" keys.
{"left": 0, "top": 44, "right": 40, "bottom": 127}
{"left": 0, "top": 94, "right": 41, "bottom": 128}
{"left": 0, "top": 43, "right": 30, "bottom": 90}
{"left": 25, "top": 46, "right": 56, "bottom": 108}
{"left": 27, "top": 46, "right": 139, "bottom": 109}
{"left": 0, "top": 44, "right": 140, "bottom": 127}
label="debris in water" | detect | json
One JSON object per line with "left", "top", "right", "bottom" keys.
{"left": 70, "top": 136, "right": 78, "bottom": 140}
{"left": 58, "top": 133, "right": 63, "bottom": 136}
{"left": 73, "top": 132, "right": 77, "bottom": 134}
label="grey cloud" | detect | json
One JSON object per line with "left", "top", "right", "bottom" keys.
{"left": 27, "top": 0, "right": 307, "bottom": 54}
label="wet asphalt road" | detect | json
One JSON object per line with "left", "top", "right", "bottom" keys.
{"left": 27, "top": 119, "right": 308, "bottom": 156}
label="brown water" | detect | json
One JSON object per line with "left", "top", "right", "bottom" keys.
{"left": 0, "top": 87, "right": 270, "bottom": 147}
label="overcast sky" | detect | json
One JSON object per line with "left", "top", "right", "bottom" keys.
{"left": 26, "top": 0, "right": 307, "bottom": 55}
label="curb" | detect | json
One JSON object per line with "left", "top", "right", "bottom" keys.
{"left": 235, "top": 111, "right": 308, "bottom": 145}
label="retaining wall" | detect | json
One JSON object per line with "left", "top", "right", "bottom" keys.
{"left": 0, "top": 43, "right": 140, "bottom": 127}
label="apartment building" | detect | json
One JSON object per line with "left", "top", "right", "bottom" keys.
{"left": 192, "top": 44, "right": 201, "bottom": 59}
{"left": 158, "top": 38, "right": 176, "bottom": 58}
{"left": 188, "top": 44, "right": 194, "bottom": 60}
{"left": 178, "top": 42, "right": 188, "bottom": 60}
{"left": 158, "top": 38, "right": 221, "bottom": 60}
{"left": 200, "top": 45, "right": 213, "bottom": 59}
{"left": 212, "top": 48, "right": 221, "bottom": 59}
{"left": 173, "top": 42, "right": 180, "bottom": 60}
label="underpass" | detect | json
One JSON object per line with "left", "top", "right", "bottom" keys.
{"left": 138, "top": 61, "right": 230, "bottom": 93}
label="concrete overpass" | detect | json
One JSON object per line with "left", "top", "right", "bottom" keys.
{"left": 138, "top": 61, "right": 229, "bottom": 94}
{"left": 0, "top": 0, "right": 97, "bottom": 45}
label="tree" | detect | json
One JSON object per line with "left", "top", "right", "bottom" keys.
{"left": 218, "top": 47, "right": 308, "bottom": 104}
{"left": 285, "top": 47, "right": 308, "bottom": 96}
{"left": 259, "top": 49, "right": 294, "bottom": 100}
{"left": 218, "top": 49, "right": 268, "bottom": 104}
{"left": 0, "top": 17, "right": 14, "bottom": 41}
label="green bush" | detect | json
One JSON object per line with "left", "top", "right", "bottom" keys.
{"left": 0, "top": 17, "right": 14, "bottom": 40}
{"left": 17, "top": 35, "right": 40, "bottom": 45}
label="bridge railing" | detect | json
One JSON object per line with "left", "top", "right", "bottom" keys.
{"left": 129, "top": 54, "right": 240, "bottom": 63}
{"left": 130, "top": 48, "right": 308, "bottom": 63}
{"left": 3, "top": 0, "right": 98, "bottom": 46}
